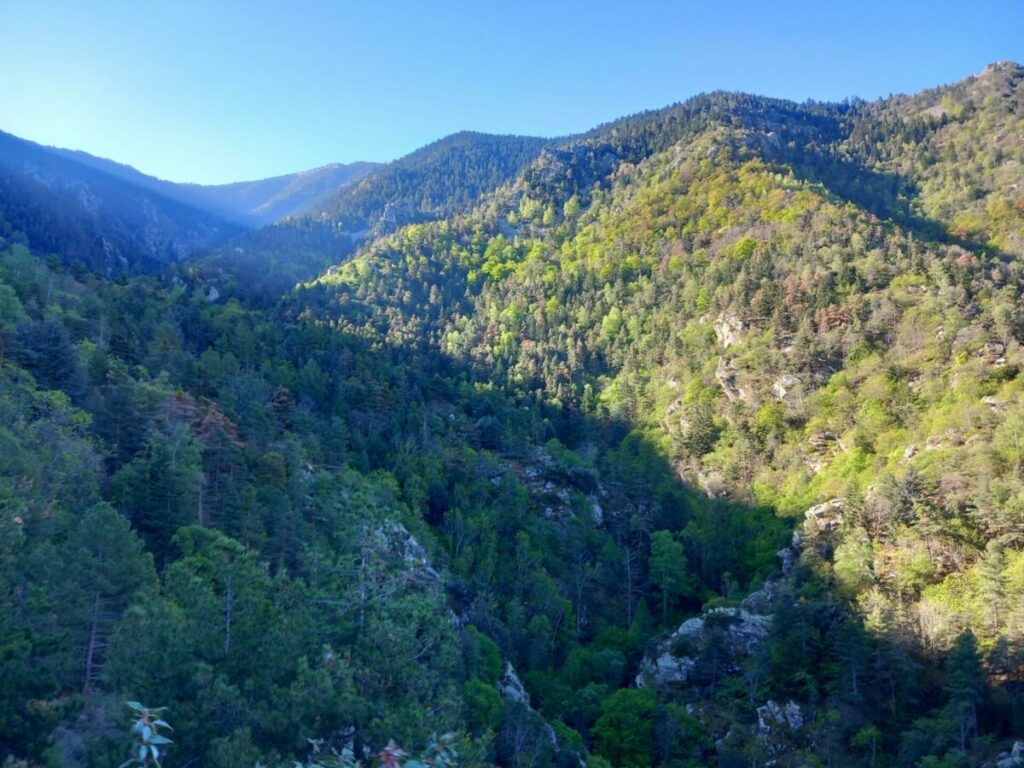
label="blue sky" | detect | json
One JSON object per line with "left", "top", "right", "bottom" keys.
{"left": 1, "top": 0, "right": 1021, "bottom": 184}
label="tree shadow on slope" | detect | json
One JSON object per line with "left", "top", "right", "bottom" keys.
{"left": 284, "top": 286, "right": 1024, "bottom": 766}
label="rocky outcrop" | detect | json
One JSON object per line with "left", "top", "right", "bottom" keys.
{"left": 636, "top": 604, "right": 772, "bottom": 688}
{"left": 772, "top": 373, "right": 803, "bottom": 403}
{"left": 716, "top": 357, "right": 752, "bottom": 403}
{"left": 645, "top": 651, "right": 696, "bottom": 685}
{"left": 756, "top": 700, "right": 805, "bottom": 759}
{"left": 995, "top": 740, "right": 1024, "bottom": 768}
{"left": 498, "top": 662, "right": 532, "bottom": 706}
{"left": 984, "top": 340, "right": 1008, "bottom": 366}
{"left": 637, "top": 598, "right": 775, "bottom": 689}
{"left": 806, "top": 431, "right": 840, "bottom": 473}
{"left": 637, "top": 500, "right": 828, "bottom": 690}
{"left": 803, "top": 498, "right": 844, "bottom": 534}
{"left": 714, "top": 312, "right": 745, "bottom": 349}
{"left": 498, "top": 663, "right": 559, "bottom": 750}
{"left": 697, "top": 469, "right": 726, "bottom": 499}
{"left": 757, "top": 699, "right": 804, "bottom": 737}
{"left": 371, "top": 201, "right": 419, "bottom": 237}
{"left": 491, "top": 446, "right": 609, "bottom": 523}
{"left": 631, "top": 497, "right": 849, "bottom": 764}
{"left": 380, "top": 521, "right": 443, "bottom": 586}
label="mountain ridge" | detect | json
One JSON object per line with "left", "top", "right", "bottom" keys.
{"left": 48, "top": 141, "right": 381, "bottom": 225}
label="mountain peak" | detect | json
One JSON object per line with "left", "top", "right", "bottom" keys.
{"left": 980, "top": 59, "right": 1022, "bottom": 76}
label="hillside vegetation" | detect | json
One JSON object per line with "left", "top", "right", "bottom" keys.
{"left": 1, "top": 62, "right": 1024, "bottom": 768}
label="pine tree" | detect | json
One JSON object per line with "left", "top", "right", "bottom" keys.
{"left": 944, "top": 631, "right": 984, "bottom": 752}
{"left": 649, "top": 530, "right": 694, "bottom": 623}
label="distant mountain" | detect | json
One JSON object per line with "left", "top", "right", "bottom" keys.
{"left": 194, "top": 131, "right": 553, "bottom": 297}
{"left": 0, "top": 130, "right": 379, "bottom": 274}
{"left": 177, "top": 162, "right": 380, "bottom": 225}
{"left": 0, "top": 130, "right": 244, "bottom": 274}
{"left": 52, "top": 147, "right": 379, "bottom": 225}
{"left": 316, "top": 131, "right": 553, "bottom": 236}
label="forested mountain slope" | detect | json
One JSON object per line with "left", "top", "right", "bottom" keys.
{"left": 196, "top": 132, "right": 553, "bottom": 300}
{"left": 1, "top": 63, "right": 1024, "bottom": 768}
{"left": 297, "top": 61, "right": 1024, "bottom": 765}
{"left": 316, "top": 131, "right": 553, "bottom": 236}
{"left": 0, "top": 131, "right": 378, "bottom": 283}
{"left": 0, "top": 130, "right": 245, "bottom": 273}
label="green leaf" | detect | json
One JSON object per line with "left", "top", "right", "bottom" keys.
{"left": 126, "top": 701, "right": 144, "bottom": 711}
{"left": 150, "top": 734, "right": 173, "bottom": 745}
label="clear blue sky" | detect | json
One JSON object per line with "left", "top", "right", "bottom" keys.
{"left": 1, "top": 0, "right": 1020, "bottom": 184}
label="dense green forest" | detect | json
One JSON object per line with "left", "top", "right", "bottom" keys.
{"left": 2, "top": 61, "right": 1024, "bottom": 768}
{"left": 193, "top": 132, "right": 554, "bottom": 303}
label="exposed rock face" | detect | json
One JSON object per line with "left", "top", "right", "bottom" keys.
{"left": 372, "top": 201, "right": 418, "bottom": 237}
{"left": 755, "top": 700, "right": 804, "bottom": 758}
{"left": 757, "top": 699, "right": 804, "bottom": 736}
{"left": 634, "top": 499, "right": 844, "bottom": 765}
{"left": 741, "top": 574, "right": 783, "bottom": 615}
{"left": 697, "top": 469, "right": 726, "bottom": 499}
{"left": 636, "top": 606, "right": 772, "bottom": 688}
{"left": 804, "top": 498, "right": 844, "bottom": 534}
{"left": 589, "top": 496, "right": 604, "bottom": 525}
{"left": 984, "top": 340, "right": 1008, "bottom": 366}
{"left": 772, "top": 373, "right": 803, "bottom": 402}
{"left": 380, "top": 521, "right": 443, "bottom": 586}
{"left": 998, "top": 756, "right": 1024, "bottom": 768}
{"left": 714, "top": 312, "right": 745, "bottom": 348}
{"left": 996, "top": 740, "right": 1024, "bottom": 768}
{"left": 807, "top": 431, "right": 838, "bottom": 451}
{"left": 663, "top": 397, "right": 687, "bottom": 434}
{"left": 498, "top": 663, "right": 559, "bottom": 749}
{"left": 648, "top": 651, "right": 695, "bottom": 685}
{"left": 503, "top": 446, "right": 607, "bottom": 522}
{"left": 498, "top": 661, "right": 531, "bottom": 705}
{"left": 777, "top": 536, "right": 799, "bottom": 576}
{"left": 716, "top": 357, "right": 752, "bottom": 403}
{"left": 637, "top": 499, "right": 832, "bottom": 690}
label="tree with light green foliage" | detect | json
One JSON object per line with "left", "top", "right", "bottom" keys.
{"left": 649, "top": 530, "right": 694, "bottom": 623}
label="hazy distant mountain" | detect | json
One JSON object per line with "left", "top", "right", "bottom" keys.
{"left": 50, "top": 146, "right": 379, "bottom": 225}
{"left": 0, "top": 129, "right": 379, "bottom": 273}
{"left": 0, "top": 130, "right": 244, "bottom": 273}
{"left": 176, "top": 162, "right": 380, "bottom": 225}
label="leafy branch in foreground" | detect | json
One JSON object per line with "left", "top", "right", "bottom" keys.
{"left": 121, "top": 702, "right": 173, "bottom": 768}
